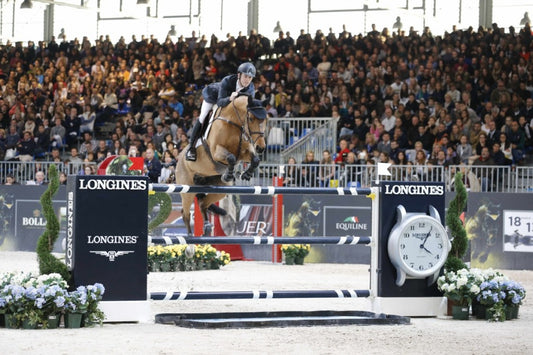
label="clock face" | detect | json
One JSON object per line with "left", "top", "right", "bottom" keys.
{"left": 397, "top": 215, "right": 447, "bottom": 275}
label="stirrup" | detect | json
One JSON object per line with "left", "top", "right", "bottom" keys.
{"left": 185, "top": 148, "right": 197, "bottom": 161}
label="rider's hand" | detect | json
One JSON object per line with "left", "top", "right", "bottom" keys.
{"left": 229, "top": 91, "right": 239, "bottom": 101}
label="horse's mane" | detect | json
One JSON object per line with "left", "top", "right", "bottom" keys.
{"left": 219, "top": 95, "right": 248, "bottom": 120}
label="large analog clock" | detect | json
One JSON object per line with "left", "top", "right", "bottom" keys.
{"left": 387, "top": 204, "right": 451, "bottom": 287}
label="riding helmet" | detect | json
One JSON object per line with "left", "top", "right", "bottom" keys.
{"left": 237, "top": 62, "right": 256, "bottom": 78}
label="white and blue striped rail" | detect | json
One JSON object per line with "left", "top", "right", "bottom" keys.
{"left": 150, "top": 289, "right": 371, "bottom": 300}
{"left": 149, "top": 184, "right": 372, "bottom": 196}
{"left": 148, "top": 235, "right": 372, "bottom": 246}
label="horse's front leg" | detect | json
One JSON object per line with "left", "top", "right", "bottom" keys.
{"left": 241, "top": 154, "right": 260, "bottom": 181}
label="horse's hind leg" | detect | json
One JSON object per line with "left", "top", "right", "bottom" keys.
{"left": 180, "top": 193, "right": 195, "bottom": 236}
{"left": 197, "top": 193, "right": 226, "bottom": 236}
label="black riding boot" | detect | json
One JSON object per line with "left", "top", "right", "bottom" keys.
{"left": 186, "top": 121, "right": 202, "bottom": 161}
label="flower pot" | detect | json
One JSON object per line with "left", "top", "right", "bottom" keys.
{"left": 4, "top": 314, "right": 18, "bottom": 329}
{"left": 505, "top": 305, "right": 519, "bottom": 320}
{"left": 64, "top": 313, "right": 83, "bottom": 328}
{"left": 22, "top": 318, "right": 39, "bottom": 329}
{"left": 475, "top": 304, "right": 488, "bottom": 319}
{"left": 46, "top": 314, "right": 61, "bottom": 329}
{"left": 446, "top": 298, "right": 456, "bottom": 316}
{"left": 150, "top": 261, "right": 160, "bottom": 272}
{"left": 294, "top": 256, "right": 305, "bottom": 265}
{"left": 159, "top": 262, "right": 172, "bottom": 272}
{"left": 285, "top": 256, "right": 295, "bottom": 265}
{"left": 451, "top": 305, "right": 469, "bottom": 320}
{"left": 485, "top": 307, "right": 505, "bottom": 321}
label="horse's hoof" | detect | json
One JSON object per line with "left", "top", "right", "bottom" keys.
{"left": 241, "top": 171, "right": 252, "bottom": 181}
{"left": 203, "top": 223, "right": 213, "bottom": 236}
{"left": 222, "top": 173, "right": 234, "bottom": 183}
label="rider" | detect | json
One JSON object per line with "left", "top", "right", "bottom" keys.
{"left": 185, "top": 62, "right": 256, "bottom": 161}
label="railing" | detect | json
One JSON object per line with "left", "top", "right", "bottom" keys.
{"left": 235, "top": 162, "right": 533, "bottom": 193}
{"left": 1, "top": 160, "right": 531, "bottom": 193}
{"left": 264, "top": 117, "right": 337, "bottom": 163}
{"left": 0, "top": 161, "right": 98, "bottom": 184}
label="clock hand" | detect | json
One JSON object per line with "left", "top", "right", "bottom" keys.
{"left": 422, "top": 246, "right": 433, "bottom": 255}
{"left": 421, "top": 226, "right": 433, "bottom": 247}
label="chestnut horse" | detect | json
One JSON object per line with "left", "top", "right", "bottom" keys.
{"left": 176, "top": 94, "right": 267, "bottom": 235}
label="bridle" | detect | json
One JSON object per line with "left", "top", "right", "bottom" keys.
{"left": 212, "top": 95, "right": 265, "bottom": 159}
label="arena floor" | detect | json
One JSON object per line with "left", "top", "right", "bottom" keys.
{"left": 1, "top": 252, "right": 532, "bottom": 354}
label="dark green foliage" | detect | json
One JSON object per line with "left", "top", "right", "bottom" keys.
{"left": 445, "top": 172, "right": 468, "bottom": 273}
{"left": 148, "top": 192, "right": 172, "bottom": 232}
{"left": 36, "top": 165, "right": 70, "bottom": 282}
{"left": 444, "top": 255, "right": 467, "bottom": 272}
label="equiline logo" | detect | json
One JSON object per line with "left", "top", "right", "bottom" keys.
{"left": 335, "top": 216, "right": 368, "bottom": 231}
{"left": 384, "top": 184, "right": 444, "bottom": 195}
{"left": 78, "top": 179, "right": 147, "bottom": 191}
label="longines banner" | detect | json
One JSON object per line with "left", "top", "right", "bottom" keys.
{"left": 67, "top": 176, "right": 148, "bottom": 301}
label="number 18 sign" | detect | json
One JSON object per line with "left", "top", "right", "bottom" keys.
{"left": 503, "top": 210, "right": 533, "bottom": 252}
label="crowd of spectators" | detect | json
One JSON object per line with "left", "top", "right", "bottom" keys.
{"left": 0, "top": 21, "right": 533, "bottom": 185}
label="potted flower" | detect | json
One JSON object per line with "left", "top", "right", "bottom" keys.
{"left": 84, "top": 283, "right": 106, "bottom": 326}
{"left": 281, "top": 244, "right": 311, "bottom": 265}
{"left": 65, "top": 283, "right": 105, "bottom": 327}
{"left": 437, "top": 268, "right": 479, "bottom": 320}
{"left": 65, "top": 286, "right": 89, "bottom": 328}
{"left": 501, "top": 280, "right": 526, "bottom": 320}
{"left": 477, "top": 280, "right": 506, "bottom": 321}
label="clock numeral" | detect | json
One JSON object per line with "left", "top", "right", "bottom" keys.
{"left": 435, "top": 232, "right": 441, "bottom": 237}
{"left": 402, "top": 254, "right": 409, "bottom": 260}
{"left": 435, "top": 254, "right": 440, "bottom": 260}
{"left": 403, "top": 233, "right": 409, "bottom": 238}
{"left": 418, "top": 222, "right": 425, "bottom": 228}
{"left": 438, "top": 243, "right": 443, "bottom": 249}
{"left": 418, "top": 265, "right": 425, "bottom": 271}
{"left": 410, "top": 225, "right": 415, "bottom": 231}
{"left": 428, "top": 262, "right": 433, "bottom": 268}
{"left": 410, "top": 263, "right": 414, "bottom": 268}
{"left": 400, "top": 244, "right": 405, "bottom": 249}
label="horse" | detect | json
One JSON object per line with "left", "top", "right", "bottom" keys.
{"left": 175, "top": 94, "right": 267, "bottom": 236}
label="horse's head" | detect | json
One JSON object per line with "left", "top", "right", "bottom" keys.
{"left": 246, "top": 96, "right": 267, "bottom": 154}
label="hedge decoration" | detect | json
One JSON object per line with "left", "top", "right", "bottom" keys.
{"left": 36, "top": 165, "right": 70, "bottom": 282}
{"left": 148, "top": 192, "right": 172, "bottom": 233}
{"left": 445, "top": 171, "right": 468, "bottom": 273}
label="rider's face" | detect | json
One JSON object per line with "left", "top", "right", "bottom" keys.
{"left": 239, "top": 73, "right": 253, "bottom": 87}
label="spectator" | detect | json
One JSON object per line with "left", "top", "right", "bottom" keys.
{"left": 319, "top": 149, "right": 335, "bottom": 187}
{"left": 79, "top": 104, "right": 96, "bottom": 134}
{"left": 144, "top": 147, "right": 161, "bottom": 183}
{"left": 301, "top": 150, "right": 319, "bottom": 187}
{"left": 334, "top": 138, "right": 350, "bottom": 165}
{"left": 508, "top": 120, "right": 526, "bottom": 164}
{"left": 59, "top": 172, "right": 68, "bottom": 185}
{"left": 4, "top": 173, "right": 17, "bottom": 185}
{"left": 15, "top": 131, "right": 36, "bottom": 162}
{"left": 50, "top": 117, "right": 66, "bottom": 148}
{"left": 28, "top": 170, "right": 46, "bottom": 185}
{"left": 282, "top": 157, "right": 303, "bottom": 187}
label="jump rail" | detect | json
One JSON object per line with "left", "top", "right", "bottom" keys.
{"left": 150, "top": 289, "right": 371, "bottom": 300}
{"left": 148, "top": 235, "right": 372, "bottom": 246}
{"left": 149, "top": 184, "right": 372, "bottom": 196}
